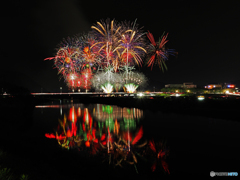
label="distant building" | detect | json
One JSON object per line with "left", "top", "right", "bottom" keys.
{"left": 223, "top": 83, "right": 235, "bottom": 89}
{"left": 204, "top": 84, "right": 222, "bottom": 89}
{"left": 165, "top": 82, "right": 197, "bottom": 89}
{"left": 204, "top": 83, "right": 236, "bottom": 90}
{"left": 165, "top": 84, "right": 183, "bottom": 88}
{"left": 183, "top": 82, "right": 197, "bottom": 88}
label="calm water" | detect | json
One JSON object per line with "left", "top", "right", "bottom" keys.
{"left": 29, "top": 100, "right": 240, "bottom": 178}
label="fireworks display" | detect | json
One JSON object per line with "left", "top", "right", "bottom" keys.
{"left": 45, "top": 105, "right": 170, "bottom": 175}
{"left": 45, "top": 19, "right": 176, "bottom": 92}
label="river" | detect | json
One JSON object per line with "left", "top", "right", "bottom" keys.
{"left": 1, "top": 98, "right": 239, "bottom": 179}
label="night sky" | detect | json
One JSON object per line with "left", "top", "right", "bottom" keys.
{"left": 2, "top": 0, "right": 240, "bottom": 92}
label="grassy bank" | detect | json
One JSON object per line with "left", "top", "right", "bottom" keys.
{"left": 0, "top": 149, "right": 29, "bottom": 180}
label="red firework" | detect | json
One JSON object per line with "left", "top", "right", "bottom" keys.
{"left": 146, "top": 31, "right": 170, "bottom": 71}
{"left": 81, "top": 68, "right": 93, "bottom": 90}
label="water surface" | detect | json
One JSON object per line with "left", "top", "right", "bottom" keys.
{"left": 27, "top": 101, "right": 240, "bottom": 178}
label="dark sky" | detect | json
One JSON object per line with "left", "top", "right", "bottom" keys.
{"left": 2, "top": 0, "right": 240, "bottom": 92}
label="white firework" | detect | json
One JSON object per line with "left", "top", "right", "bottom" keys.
{"left": 101, "top": 83, "right": 114, "bottom": 93}
{"left": 124, "top": 83, "right": 139, "bottom": 93}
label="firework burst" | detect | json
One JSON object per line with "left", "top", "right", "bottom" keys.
{"left": 44, "top": 36, "right": 81, "bottom": 87}
{"left": 77, "top": 33, "right": 102, "bottom": 71}
{"left": 117, "top": 20, "right": 147, "bottom": 67}
{"left": 101, "top": 83, "right": 114, "bottom": 93}
{"left": 146, "top": 31, "right": 176, "bottom": 71}
{"left": 45, "top": 18, "right": 176, "bottom": 91}
{"left": 91, "top": 65, "right": 124, "bottom": 92}
{"left": 91, "top": 19, "right": 122, "bottom": 69}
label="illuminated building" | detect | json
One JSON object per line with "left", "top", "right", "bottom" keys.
{"left": 222, "top": 83, "right": 237, "bottom": 94}
{"left": 204, "top": 84, "right": 222, "bottom": 89}
{"left": 223, "top": 83, "right": 235, "bottom": 89}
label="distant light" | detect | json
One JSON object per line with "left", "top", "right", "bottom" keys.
{"left": 198, "top": 96, "right": 204, "bottom": 100}
{"left": 176, "top": 94, "right": 180, "bottom": 97}
{"left": 226, "top": 90, "right": 229, "bottom": 94}
{"left": 35, "top": 105, "right": 61, "bottom": 108}
{"left": 227, "top": 85, "right": 235, "bottom": 88}
{"left": 137, "top": 93, "right": 144, "bottom": 97}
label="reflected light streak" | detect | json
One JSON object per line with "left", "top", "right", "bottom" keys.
{"left": 60, "top": 105, "right": 62, "bottom": 116}
{"left": 35, "top": 105, "right": 62, "bottom": 108}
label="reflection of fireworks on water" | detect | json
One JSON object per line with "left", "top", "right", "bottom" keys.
{"left": 147, "top": 139, "right": 170, "bottom": 174}
{"left": 93, "top": 105, "right": 143, "bottom": 122}
{"left": 45, "top": 105, "right": 170, "bottom": 175}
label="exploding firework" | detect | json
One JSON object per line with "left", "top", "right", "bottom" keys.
{"left": 117, "top": 20, "right": 147, "bottom": 67}
{"left": 101, "top": 83, "right": 114, "bottom": 93}
{"left": 91, "top": 65, "right": 124, "bottom": 92}
{"left": 91, "top": 19, "right": 122, "bottom": 69}
{"left": 91, "top": 19, "right": 147, "bottom": 72}
{"left": 80, "top": 67, "right": 93, "bottom": 91}
{"left": 120, "top": 65, "right": 147, "bottom": 92}
{"left": 124, "top": 83, "right": 139, "bottom": 93}
{"left": 77, "top": 33, "right": 102, "bottom": 71}
{"left": 45, "top": 19, "right": 176, "bottom": 91}
{"left": 65, "top": 73, "right": 78, "bottom": 91}
{"left": 44, "top": 36, "right": 81, "bottom": 79}
{"left": 146, "top": 31, "right": 176, "bottom": 71}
